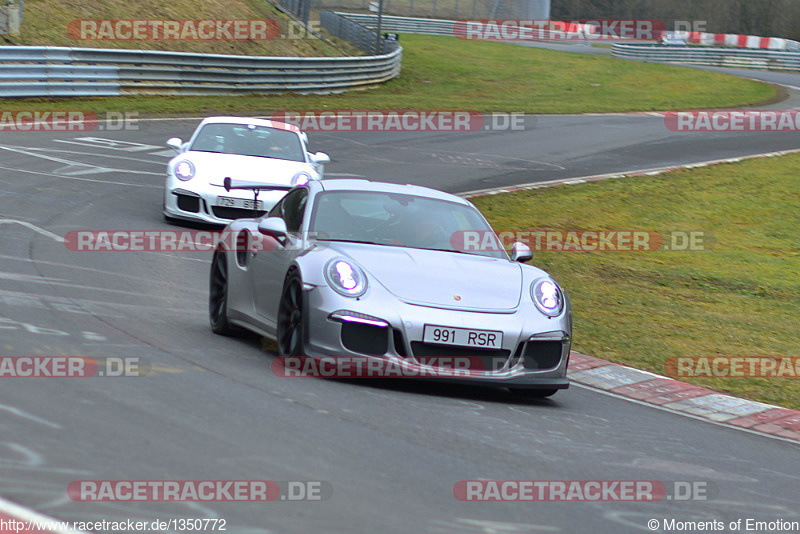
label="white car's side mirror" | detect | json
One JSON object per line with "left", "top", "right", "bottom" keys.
{"left": 167, "top": 137, "right": 183, "bottom": 152}
{"left": 311, "top": 152, "right": 330, "bottom": 165}
{"left": 311, "top": 152, "right": 330, "bottom": 179}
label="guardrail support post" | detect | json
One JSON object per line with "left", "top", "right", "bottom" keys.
{"left": 374, "top": 0, "right": 384, "bottom": 55}
{"left": 0, "top": 1, "right": 21, "bottom": 36}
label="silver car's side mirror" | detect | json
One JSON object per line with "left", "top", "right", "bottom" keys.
{"left": 167, "top": 137, "right": 183, "bottom": 152}
{"left": 257, "top": 217, "right": 288, "bottom": 242}
{"left": 511, "top": 242, "right": 533, "bottom": 263}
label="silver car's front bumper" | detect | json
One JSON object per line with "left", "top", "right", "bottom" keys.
{"left": 301, "top": 285, "right": 571, "bottom": 389}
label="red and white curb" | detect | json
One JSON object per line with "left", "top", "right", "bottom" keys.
{"left": 568, "top": 352, "right": 800, "bottom": 443}
{"left": 0, "top": 497, "right": 88, "bottom": 534}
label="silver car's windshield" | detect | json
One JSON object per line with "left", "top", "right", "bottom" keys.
{"left": 309, "top": 190, "right": 507, "bottom": 259}
{"left": 189, "top": 123, "right": 305, "bottom": 162}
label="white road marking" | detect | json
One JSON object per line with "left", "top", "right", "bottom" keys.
{"left": 0, "top": 273, "right": 191, "bottom": 297}
{"left": 428, "top": 518, "right": 560, "bottom": 533}
{"left": 5, "top": 143, "right": 167, "bottom": 166}
{"left": 0, "top": 404, "right": 62, "bottom": 429}
{"left": 0, "top": 496, "right": 88, "bottom": 534}
{"left": 0, "top": 253, "right": 204, "bottom": 280}
{"left": 460, "top": 148, "right": 800, "bottom": 197}
{"left": 0, "top": 272, "right": 68, "bottom": 284}
{"left": 1, "top": 146, "right": 122, "bottom": 176}
{"left": 571, "top": 382, "right": 800, "bottom": 446}
{"left": 0, "top": 288, "right": 204, "bottom": 316}
{"left": 54, "top": 137, "right": 161, "bottom": 152}
{"left": 149, "top": 149, "right": 179, "bottom": 157}
{"left": 0, "top": 220, "right": 65, "bottom": 243}
{"left": 0, "top": 443, "right": 44, "bottom": 467}
{"left": 0, "top": 164, "right": 161, "bottom": 188}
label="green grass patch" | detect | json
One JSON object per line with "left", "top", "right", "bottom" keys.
{"left": 0, "top": 34, "right": 774, "bottom": 115}
{"left": 471, "top": 153, "right": 800, "bottom": 409}
{"left": 3, "top": 0, "right": 345, "bottom": 57}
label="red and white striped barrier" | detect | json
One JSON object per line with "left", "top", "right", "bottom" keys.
{"left": 679, "top": 30, "right": 796, "bottom": 50}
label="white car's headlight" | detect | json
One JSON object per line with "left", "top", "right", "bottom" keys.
{"left": 174, "top": 160, "right": 195, "bottom": 181}
{"left": 325, "top": 259, "right": 367, "bottom": 297}
{"left": 291, "top": 171, "right": 312, "bottom": 187}
{"left": 531, "top": 278, "right": 564, "bottom": 317}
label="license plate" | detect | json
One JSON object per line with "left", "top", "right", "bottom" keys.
{"left": 217, "top": 196, "right": 264, "bottom": 210}
{"left": 422, "top": 325, "right": 503, "bottom": 349}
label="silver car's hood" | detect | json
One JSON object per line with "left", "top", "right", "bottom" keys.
{"left": 330, "top": 243, "right": 523, "bottom": 311}
{"left": 181, "top": 152, "right": 311, "bottom": 184}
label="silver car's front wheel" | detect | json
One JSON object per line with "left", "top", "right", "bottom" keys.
{"left": 277, "top": 270, "right": 306, "bottom": 356}
{"left": 209, "top": 250, "right": 236, "bottom": 335}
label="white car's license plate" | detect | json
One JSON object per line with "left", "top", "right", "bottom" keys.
{"left": 422, "top": 325, "right": 503, "bottom": 349}
{"left": 217, "top": 196, "right": 264, "bottom": 210}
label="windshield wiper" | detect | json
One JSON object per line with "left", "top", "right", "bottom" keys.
{"left": 316, "top": 238, "right": 392, "bottom": 246}
{"left": 411, "top": 247, "right": 504, "bottom": 257}
{"left": 414, "top": 247, "right": 469, "bottom": 254}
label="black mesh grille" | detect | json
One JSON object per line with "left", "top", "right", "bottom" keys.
{"left": 522, "top": 341, "right": 564, "bottom": 370}
{"left": 341, "top": 322, "right": 389, "bottom": 356}
{"left": 410, "top": 342, "right": 510, "bottom": 372}
{"left": 176, "top": 194, "right": 200, "bottom": 213}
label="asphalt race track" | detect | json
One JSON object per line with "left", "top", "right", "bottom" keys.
{"left": 2, "top": 68, "right": 800, "bottom": 533}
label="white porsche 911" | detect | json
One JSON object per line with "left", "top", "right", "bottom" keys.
{"left": 163, "top": 116, "right": 330, "bottom": 225}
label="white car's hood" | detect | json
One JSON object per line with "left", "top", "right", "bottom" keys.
{"left": 332, "top": 244, "right": 523, "bottom": 311}
{"left": 180, "top": 152, "right": 312, "bottom": 185}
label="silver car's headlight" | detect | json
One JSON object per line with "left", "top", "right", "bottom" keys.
{"left": 174, "top": 160, "right": 195, "bottom": 181}
{"left": 291, "top": 171, "right": 311, "bottom": 187}
{"left": 531, "top": 278, "right": 564, "bottom": 317}
{"left": 325, "top": 259, "right": 367, "bottom": 297}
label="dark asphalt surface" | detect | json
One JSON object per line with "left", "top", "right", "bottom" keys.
{"left": 1, "top": 59, "right": 800, "bottom": 534}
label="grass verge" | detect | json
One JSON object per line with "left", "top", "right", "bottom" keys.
{"left": 471, "top": 153, "right": 800, "bottom": 410}
{"left": 0, "top": 34, "right": 775, "bottom": 115}
{"left": 3, "top": 0, "right": 344, "bottom": 57}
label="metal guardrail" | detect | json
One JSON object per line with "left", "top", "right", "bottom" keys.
{"left": 340, "top": 14, "right": 800, "bottom": 70}
{"left": 612, "top": 43, "right": 800, "bottom": 71}
{"left": 0, "top": 13, "right": 401, "bottom": 98}
{"left": 334, "top": 13, "right": 456, "bottom": 36}
{"left": 334, "top": 14, "right": 609, "bottom": 41}
{"left": 320, "top": 11, "right": 401, "bottom": 54}
{"left": 322, "top": 0, "right": 530, "bottom": 20}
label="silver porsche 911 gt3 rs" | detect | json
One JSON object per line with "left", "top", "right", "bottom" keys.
{"left": 164, "top": 116, "right": 330, "bottom": 225}
{"left": 209, "top": 179, "right": 571, "bottom": 397}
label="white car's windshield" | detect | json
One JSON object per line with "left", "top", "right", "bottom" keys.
{"left": 190, "top": 123, "right": 305, "bottom": 162}
{"left": 310, "top": 190, "right": 508, "bottom": 259}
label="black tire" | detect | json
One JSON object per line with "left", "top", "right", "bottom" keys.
{"left": 209, "top": 250, "right": 237, "bottom": 335}
{"left": 277, "top": 270, "right": 306, "bottom": 356}
{"left": 510, "top": 388, "right": 559, "bottom": 399}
